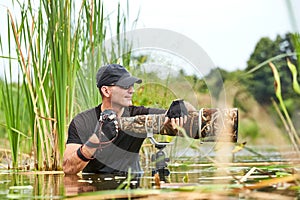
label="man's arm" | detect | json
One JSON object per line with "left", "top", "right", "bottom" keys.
{"left": 63, "top": 134, "right": 99, "bottom": 175}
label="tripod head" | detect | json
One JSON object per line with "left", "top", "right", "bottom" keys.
{"left": 150, "top": 140, "right": 171, "bottom": 182}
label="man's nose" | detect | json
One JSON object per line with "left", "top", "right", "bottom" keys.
{"left": 128, "top": 86, "right": 134, "bottom": 93}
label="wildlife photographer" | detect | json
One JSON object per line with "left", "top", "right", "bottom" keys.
{"left": 63, "top": 64, "right": 191, "bottom": 175}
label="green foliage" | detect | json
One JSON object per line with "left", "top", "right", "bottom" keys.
{"left": 1, "top": 69, "right": 28, "bottom": 168}
{"left": 0, "top": 0, "right": 299, "bottom": 171}
{"left": 287, "top": 59, "right": 300, "bottom": 94}
{"left": 245, "top": 33, "right": 298, "bottom": 104}
{"left": 133, "top": 82, "right": 177, "bottom": 109}
{"left": 269, "top": 61, "right": 300, "bottom": 152}
{"left": 239, "top": 118, "right": 259, "bottom": 140}
{"left": 0, "top": 80, "right": 5, "bottom": 138}
{"left": 202, "top": 68, "right": 225, "bottom": 99}
{"left": 74, "top": 0, "right": 107, "bottom": 111}
{"left": 0, "top": 0, "right": 135, "bottom": 170}
{"left": 242, "top": 32, "right": 300, "bottom": 151}
{"left": 76, "top": 1, "right": 135, "bottom": 111}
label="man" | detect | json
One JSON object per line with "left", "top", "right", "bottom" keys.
{"left": 63, "top": 64, "right": 188, "bottom": 175}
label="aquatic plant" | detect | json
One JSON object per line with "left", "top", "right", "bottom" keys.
{"left": 0, "top": 0, "right": 133, "bottom": 170}
{"left": 269, "top": 59, "right": 300, "bottom": 153}
{"left": 1, "top": 64, "right": 22, "bottom": 169}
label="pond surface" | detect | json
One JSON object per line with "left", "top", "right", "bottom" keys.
{"left": 0, "top": 145, "right": 300, "bottom": 199}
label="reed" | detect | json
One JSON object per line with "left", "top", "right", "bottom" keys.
{"left": 287, "top": 59, "right": 300, "bottom": 94}
{"left": 75, "top": 0, "right": 107, "bottom": 110}
{"left": 76, "top": 1, "right": 135, "bottom": 110}
{"left": 1, "top": 67, "right": 22, "bottom": 169}
{"left": 1, "top": 0, "right": 134, "bottom": 170}
{"left": 268, "top": 33, "right": 300, "bottom": 153}
{"left": 269, "top": 62, "right": 300, "bottom": 153}
{"left": 245, "top": 33, "right": 300, "bottom": 155}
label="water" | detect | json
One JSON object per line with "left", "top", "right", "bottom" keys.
{"left": 0, "top": 145, "right": 299, "bottom": 199}
{"left": 0, "top": 172, "right": 65, "bottom": 199}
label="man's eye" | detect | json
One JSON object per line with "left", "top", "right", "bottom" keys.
{"left": 121, "top": 85, "right": 133, "bottom": 89}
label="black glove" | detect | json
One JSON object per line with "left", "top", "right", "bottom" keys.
{"left": 166, "top": 99, "right": 188, "bottom": 118}
{"left": 99, "top": 109, "right": 119, "bottom": 141}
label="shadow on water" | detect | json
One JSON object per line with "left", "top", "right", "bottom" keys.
{"left": 0, "top": 145, "right": 300, "bottom": 199}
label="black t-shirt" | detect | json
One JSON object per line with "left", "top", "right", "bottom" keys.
{"left": 67, "top": 104, "right": 165, "bottom": 174}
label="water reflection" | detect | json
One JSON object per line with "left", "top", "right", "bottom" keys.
{"left": 0, "top": 172, "right": 65, "bottom": 199}
{"left": 0, "top": 172, "right": 147, "bottom": 199}
{"left": 0, "top": 145, "right": 298, "bottom": 199}
{"left": 64, "top": 173, "right": 142, "bottom": 197}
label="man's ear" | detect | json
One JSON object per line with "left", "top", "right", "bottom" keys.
{"left": 100, "top": 86, "right": 111, "bottom": 97}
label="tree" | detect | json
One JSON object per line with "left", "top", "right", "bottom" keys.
{"left": 245, "top": 33, "right": 298, "bottom": 104}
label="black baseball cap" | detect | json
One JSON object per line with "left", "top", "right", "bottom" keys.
{"left": 96, "top": 64, "right": 142, "bottom": 88}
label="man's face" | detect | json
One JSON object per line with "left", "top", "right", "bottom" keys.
{"left": 110, "top": 85, "right": 135, "bottom": 108}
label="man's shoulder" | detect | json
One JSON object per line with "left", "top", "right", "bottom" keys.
{"left": 71, "top": 106, "right": 98, "bottom": 135}
{"left": 76, "top": 107, "right": 97, "bottom": 117}
{"left": 73, "top": 106, "right": 98, "bottom": 124}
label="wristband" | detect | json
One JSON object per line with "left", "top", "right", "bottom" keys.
{"left": 76, "top": 146, "right": 94, "bottom": 162}
{"left": 85, "top": 141, "right": 100, "bottom": 148}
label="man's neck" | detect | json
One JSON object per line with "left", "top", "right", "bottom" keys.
{"left": 101, "top": 103, "right": 124, "bottom": 117}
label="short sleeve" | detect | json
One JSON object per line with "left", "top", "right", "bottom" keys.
{"left": 66, "top": 119, "right": 83, "bottom": 144}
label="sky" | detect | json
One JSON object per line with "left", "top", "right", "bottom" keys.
{"left": 0, "top": 0, "right": 299, "bottom": 76}
{"left": 103, "top": 0, "right": 300, "bottom": 71}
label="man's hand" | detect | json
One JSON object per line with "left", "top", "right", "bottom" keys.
{"left": 164, "top": 99, "right": 188, "bottom": 128}
{"left": 99, "top": 109, "right": 119, "bottom": 141}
